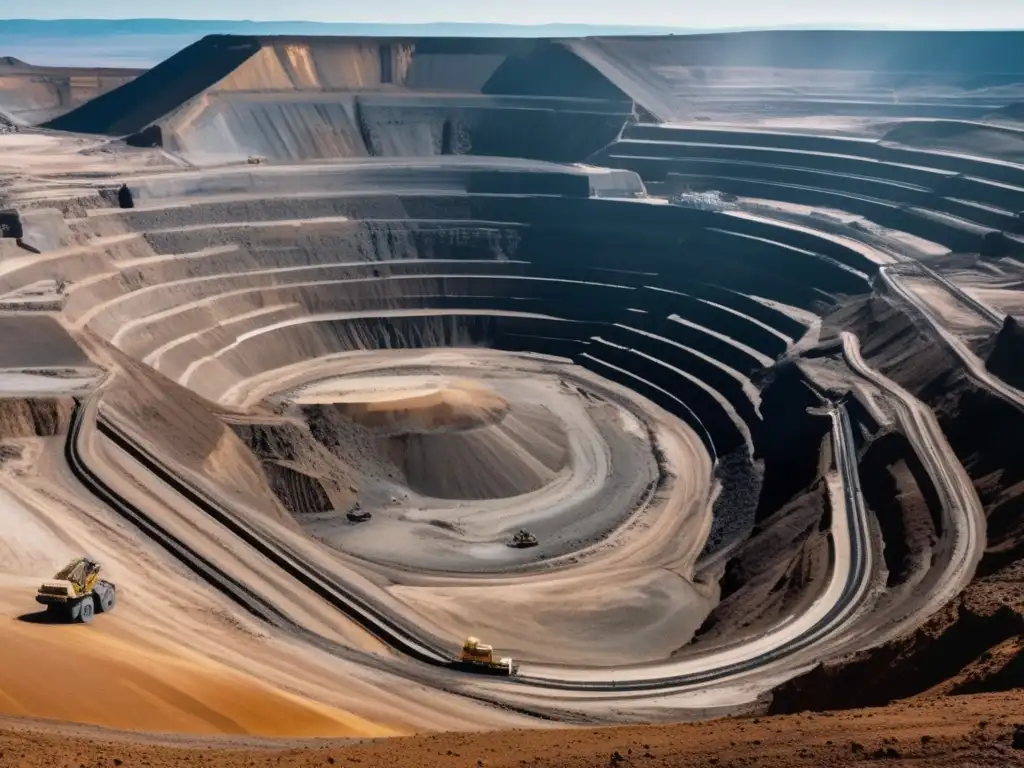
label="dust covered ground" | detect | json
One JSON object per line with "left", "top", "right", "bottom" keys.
{"left": 1, "top": 693, "right": 1023, "bottom": 767}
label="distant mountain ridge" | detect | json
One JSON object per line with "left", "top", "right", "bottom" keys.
{"left": 3, "top": 19, "right": 1013, "bottom": 69}
{"left": 0, "top": 19, "right": 695, "bottom": 38}
{"left": 0, "top": 19, "right": 700, "bottom": 67}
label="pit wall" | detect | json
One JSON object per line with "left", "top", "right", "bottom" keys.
{"left": 2, "top": 159, "right": 888, "bottom": 561}
{"left": 46, "top": 36, "right": 636, "bottom": 166}
{"left": 0, "top": 68, "right": 140, "bottom": 125}
{"left": 601, "top": 125, "right": 1024, "bottom": 259}
{"left": 163, "top": 91, "right": 633, "bottom": 164}
{"left": 573, "top": 32, "right": 1024, "bottom": 122}
{"left": 69, "top": 186, "right": 875, "bottom": 464}
{"left": 0, "top": 398, "right": 74, "bottom": 440}
{"left": 119, "top": 161, "right": 645, "bottom": 204}
{"left": 44, "top": 31, "right": 1024, "bottom": 161}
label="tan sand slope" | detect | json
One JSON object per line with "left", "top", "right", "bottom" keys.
{"left": 0, "top": 59, "right": 140, "bottom": 125}
{"left": 324, "top": 377, "right": 510, "bottom": 432}
{"left": 398, "top": 402, "right": 570, "bottom": 500}
{"left": 0, "top": 617, "right": 389, "bottom": 738}
{"left": 299, "top": 376, "right": 570, "bottom": 500}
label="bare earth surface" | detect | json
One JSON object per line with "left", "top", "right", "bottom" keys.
{"left": 1, "top": 26, "right": 1024, "bottom": 768}
{"left": 2, "top": 694, "right": 1023, "bottom": 767}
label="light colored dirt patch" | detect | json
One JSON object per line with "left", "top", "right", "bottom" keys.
{"left": 0, "top": 132, "right": 172, "bottom": 174}
{"left": 392, "top": 566, "right": 711, "bottom": 666}
{"left": 317, "top": 377, "right": 510, "bottom": 433}
{"left": 398, "top": 403, "right": 568, "bottom": 499}
{"left": 961, "top": 284, "right": 1024, "bottom": 317}
{"left": 898, "top": 275, "right": 995, "bottom": 334}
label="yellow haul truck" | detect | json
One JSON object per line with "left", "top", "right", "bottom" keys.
{"left": 35, "top": 557, "right": 116, "bottom": 623}
{"left": 453, "top": 636, "right": 518, "bottom": 676}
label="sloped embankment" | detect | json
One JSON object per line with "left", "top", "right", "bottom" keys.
{"left": 769, "top": 570, "right": 1024, "bottom": 712}
{"left": 0, "top": 397, "right": 74, "bottom": 440}
{"left": 985, "top": 315, "right": 1024, "bottom": 391}
{"left": 45, "top": 36, "right": 634, "bottom": 164}
{"left": 768, "top": 295, "right": 1024, "bottom": 712}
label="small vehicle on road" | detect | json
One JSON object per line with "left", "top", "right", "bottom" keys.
{"left": 347, "top": 503, "right": 372, "bottom": 523}
{"left": 452, "top": 636, "right": 518, "bottom": 676}
{"left": 508, "top": 529, "right": 538, "bottom": 548}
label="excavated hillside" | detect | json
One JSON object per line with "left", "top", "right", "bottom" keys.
{"left": 0, "top": 56, "right": 141, "bottom": 125}
{"left": 46, "top": 37, "right": 633, "bottom": 164}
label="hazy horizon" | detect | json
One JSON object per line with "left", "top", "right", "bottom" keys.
{"left": 0, "top": 18, "right": 694, "bottom": 67}
{"left": 4, "top": 0, "right": 1023, "bottom": 30}
{"left": 2, "top": 13, "right": 1021, "bottom": 68}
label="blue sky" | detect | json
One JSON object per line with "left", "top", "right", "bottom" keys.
{"left": 10, "top": 1, "right": 1024, "bottom": 28}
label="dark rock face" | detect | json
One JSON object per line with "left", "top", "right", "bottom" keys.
{"left": 986, "top": 316, "right": 1024, "bottom": 390}
{"left": 44, "top": 36, "right": 633, "bottom": 164}
{"left": 858, "top": 431, "right": 943, "bottom": 589}
{"left": 753, "top": 363, "right": 831, "bottom": 523}
{"left": 768, "top": 597, "right": 1024, "bottom": 713}
{"left": 1012, "top": 725, "right": 1024, "bottom": 750}
{"left": 45, "top": 35, "right": 262, "bottom": 135}
{"left": 0, "top": 209, "right": 24, "bottom": 239}
{"left": 126, "top": 124, "right": 163, "bottom": 148}
{"left": 0, "top": 398, "right": 75, "bottom": 440}
{"left": 117, "top": 184, "right": 135, "bottom": 209}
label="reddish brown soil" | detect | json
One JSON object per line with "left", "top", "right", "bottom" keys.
{"left": 3, "top": 693, "right": 1023, "bottom": 767}
{"left": 769, "top": 563, "right": 1024, "bottom": 713}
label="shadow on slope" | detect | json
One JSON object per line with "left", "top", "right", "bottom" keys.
{"left": 45, "top": 35, "right": 633, "bottom": 165}
{"left": 44, "top": 36, "right": 262, "bottom": 135}
{"left": 881, "top": 120, "right": 1024, "bottom": 164}
{"left": 88, "top": 337, "right": 300, "bottom": 531}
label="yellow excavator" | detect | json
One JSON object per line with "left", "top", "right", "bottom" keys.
{"left": 453, "top": 636, "right": 518, "bottom": 676}
{"left": 35, "top": 557, "right": 116, "bottom": 623}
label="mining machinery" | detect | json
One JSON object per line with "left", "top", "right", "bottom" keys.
{"left": 35, "top": 557, "right": 116, "bottom": 623}
{"left": 347, "top": 503, "right": 372, "bottom": 523}
{"left": 452, "top": 636, "right": 519, "bottom": 676}
{"left": 508, "top": 529, "right": 539, "bottom": 548}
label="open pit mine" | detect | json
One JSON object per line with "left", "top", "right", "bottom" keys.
{"left": 0, "top": 30, "right": 1023, "bottom": 750}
